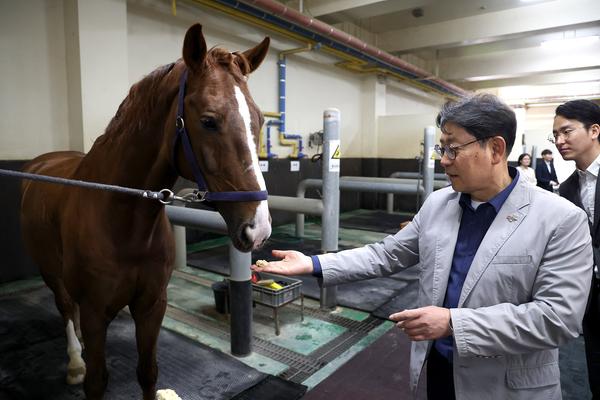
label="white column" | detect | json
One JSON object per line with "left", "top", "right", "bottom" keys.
{"left": 360, "top": 74, "right": 386, "bottom": 158}
{"left": 63, "top": 0, "right": 129, "bottom": 152}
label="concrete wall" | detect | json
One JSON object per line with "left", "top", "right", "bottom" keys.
{"left": 0, "top": 0, "right": 70, "bottom": 159}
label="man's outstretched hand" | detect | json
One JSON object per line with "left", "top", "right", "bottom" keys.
{"left": 251, "top": 250, "right": 314, "bottom": 276}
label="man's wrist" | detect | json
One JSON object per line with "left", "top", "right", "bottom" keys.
{"left": 310, "top": 255, "right": 323, "bottom": 277}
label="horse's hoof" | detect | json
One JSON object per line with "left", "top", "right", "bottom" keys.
{"left": 66, "top": 364, "right": 86, "bottom": 385}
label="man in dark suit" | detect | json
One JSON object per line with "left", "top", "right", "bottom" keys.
{"left": 535, "top": 149, "right": 559, "bottom": 191}
{"left": 555, "top": 99, "right": 600, "bottom": 399}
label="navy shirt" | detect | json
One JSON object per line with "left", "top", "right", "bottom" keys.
{"left": 435, "top": 167, "right": 519, "bottom": 361}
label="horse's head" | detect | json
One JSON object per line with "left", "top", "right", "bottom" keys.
{"left": 171, "top": 24, "right": 271, "bottom": 252}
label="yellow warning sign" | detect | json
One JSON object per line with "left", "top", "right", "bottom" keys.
{"left": 332, "top": 146, "right": 341, "bottom": 159}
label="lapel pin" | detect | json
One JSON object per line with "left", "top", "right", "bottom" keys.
{"left": 506, "top": 214, "right": 518, "bottom": 222}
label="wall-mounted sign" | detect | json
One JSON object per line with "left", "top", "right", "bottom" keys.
{"left": 259, "top": 160, "right": 269, "bottom": 172}
{"left": 329, "top": 140, "right": 340, "bottom": 173}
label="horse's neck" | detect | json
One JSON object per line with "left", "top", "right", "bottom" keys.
{"left": 75, "top": 90, "right": 179, "bottom": 235}
{"left": 81, "top": 99, "right": 178, "bottom": 194}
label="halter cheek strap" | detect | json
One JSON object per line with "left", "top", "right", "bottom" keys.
{"left": 171, "top": 68, "right": 268, "bottom": 205}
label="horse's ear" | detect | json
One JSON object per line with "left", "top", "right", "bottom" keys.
{"left": 241, "top": 37, "right": 270, "bottom": 74}
{"left": 183, "top": 23, "right": 207, "bottom": 72}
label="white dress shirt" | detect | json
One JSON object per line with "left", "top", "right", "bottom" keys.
{"left": 577, "top": 153, "right": 600, "bottom": 224}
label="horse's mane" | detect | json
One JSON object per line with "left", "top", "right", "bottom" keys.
{"left": 97, "top": 62, "right": 176, "bottom": 145}
{"left": 96, "top": 47, "right": 248, "bottom": 145}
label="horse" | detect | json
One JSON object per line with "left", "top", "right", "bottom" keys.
{"left": 19, "top": 24, "right": 271, "bottom": 400}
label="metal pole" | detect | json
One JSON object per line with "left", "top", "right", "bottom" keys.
{"left": 422, "top": 126, "right": 435, "bottom": 202}
{"left": 228, "top": 243, "right": 253, "bottom": 357}
{"left": 165, "top": 205, "right": 253, "bottom": 357}
{"left": 172, "top": 224, "right": 187, "bottom": 270}
{"left": 320, "top": 108, "right": 340, "bottom": 310}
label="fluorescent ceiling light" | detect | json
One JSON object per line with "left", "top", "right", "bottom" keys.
{"left": 541, "top": 35, "right": 599, "bottom": 50}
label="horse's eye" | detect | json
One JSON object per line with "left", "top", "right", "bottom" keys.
{"left": 200, "top": 117, "right": 218, "bottom": 131}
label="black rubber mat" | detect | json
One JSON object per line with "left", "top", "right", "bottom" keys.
{"left": 0, "top": 286, "right": 305, "bottom": 400}
{"left": 340, "top": 210, "right": 413, "bottom": 234}
{"left": 372, "top": 268, "right": 419, "bottom": 319}
{"left": 301, "top": 328, "right": 424, "bottom": 400}
{"left": 231, "top": 375, "right": 306, "bottom": 400}
{"left": 188, "top": 236, "right": 421, "bottom": 313}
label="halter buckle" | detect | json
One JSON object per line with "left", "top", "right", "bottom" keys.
{"left": 176, "top": 116, "right": 185, "bottom": 130}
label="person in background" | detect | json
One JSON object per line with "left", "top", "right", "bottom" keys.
{"left": 554, "top": 99, "right": 600, "bottom": 400}
{"left": 516, "top": 153, "right": 537, "bottom": 185}
{"left": 535, "top": 149, "right": 559, "bottom": 191}
{"left": 253, "top": 93, "right": 593, "bottom": 400}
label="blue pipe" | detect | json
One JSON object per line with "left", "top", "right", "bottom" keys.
{"left": 278, "top": 58, "right": 286, "bottom": 134}
{"left": 266, "top": 119, "right": 281, "bottom": 158}
{"left": 278, "top": 56, "right": 306, "bottom": 159}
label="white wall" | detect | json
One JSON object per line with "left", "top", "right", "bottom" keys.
{"left": 1, "top": 0, "right": 451, "bottom": 161}
{"left": 379, "top": 115, "right": 441, "bottom": 159}
{"left": 0, "top": 0, "right": 70, "bottom": 159}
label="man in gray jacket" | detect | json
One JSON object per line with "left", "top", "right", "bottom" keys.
{"left": 253, "top": 93, "right": 593, "bottom": 400}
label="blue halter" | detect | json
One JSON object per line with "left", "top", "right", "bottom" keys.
{"left": 171, "top": 69, "right": 268, "bottom": 205}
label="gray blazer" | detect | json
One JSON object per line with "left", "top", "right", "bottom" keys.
{"left": 318, "top": 177, "right": 593, "bottom": 400}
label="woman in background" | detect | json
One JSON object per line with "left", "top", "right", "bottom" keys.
{"left": 517, "top": 153, "right": 537, "bottom": 185}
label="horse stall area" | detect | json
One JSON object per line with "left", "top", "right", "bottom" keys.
{"left": 1, "top": 1, "right": 596, "bottom": 400}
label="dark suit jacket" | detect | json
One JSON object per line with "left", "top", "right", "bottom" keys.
{"left": 535, "top": 160, "right": 558, "bottom": 191}
{"left": 559, "top": 171, "right": 600, "bottom": 247}
{"left": 560, "top": 171, "right": 599, "bottom": 308}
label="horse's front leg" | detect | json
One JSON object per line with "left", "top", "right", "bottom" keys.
{"left": 131, "top": 293, "right": 167, "bottom": 400}
{"left": 80, "top": 302, "right": 109, "bottom": 400}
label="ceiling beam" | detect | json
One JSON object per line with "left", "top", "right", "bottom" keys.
{"left": 307, "top": 0, "right": 386, "bottom": 17}
{"left": 378, "top": 0, "right": 600, "bottom": 52}
{"left": 438, "top": 42, "right": 600, "bottom": 82}
{"left": 460, "top": 68, "right": 600, "bottom": 90}
{"left": 307, "top": 0, "right": 429, "bottom": 18}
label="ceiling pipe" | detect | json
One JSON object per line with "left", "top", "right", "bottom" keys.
{"left": 189, "top": 0, "right": 468, "bottom": 98}
{"left": 240, "top": 0, "right": 469, "bottom": 98}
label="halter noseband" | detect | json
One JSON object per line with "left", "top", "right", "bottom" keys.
{"left": 171, "top": 68, "right": 268, "bottom": 206}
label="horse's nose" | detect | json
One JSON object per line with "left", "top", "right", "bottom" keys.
{"left": 239, "top": 221, "right": 271, "bottom": 251}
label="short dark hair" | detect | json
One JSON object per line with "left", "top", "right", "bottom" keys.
{"left": 517, "top": 153, "right": 531, "bottom": 166}
{"left": 541, "top": 149, "right": 553, "bottom": 156}
{"left": 436, "top": 93, "right": 516, "bottom": 157}
{"left": 555, "top": 100, "right": 600, "bottom": 130}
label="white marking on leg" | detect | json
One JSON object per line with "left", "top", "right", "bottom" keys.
{"left": 66, "top": 319, "right": 86, "bottom": 385}
{"left": 235, "top": 85, "right": 272, "bottom": 247}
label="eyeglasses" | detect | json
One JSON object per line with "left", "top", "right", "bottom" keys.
{"left": 434, "top": 136, "right": 495, "bottom": 160}
{"left": 548, "top": 128, "right": 576, "bottom": 144}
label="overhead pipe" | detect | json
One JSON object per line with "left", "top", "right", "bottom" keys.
{"left": 193, "top": 0, "right": 469, "bottom": 98}
{"left": 275, "top": 44, "right": 314, "bottom": 159}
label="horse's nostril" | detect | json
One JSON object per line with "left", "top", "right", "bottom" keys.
{"left": 240, "top": 224, "right": 253, "bottom": 244}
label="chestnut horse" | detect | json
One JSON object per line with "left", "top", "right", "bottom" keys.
{"left": 20, "top": 24, "right": 271, "bottom": 399}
